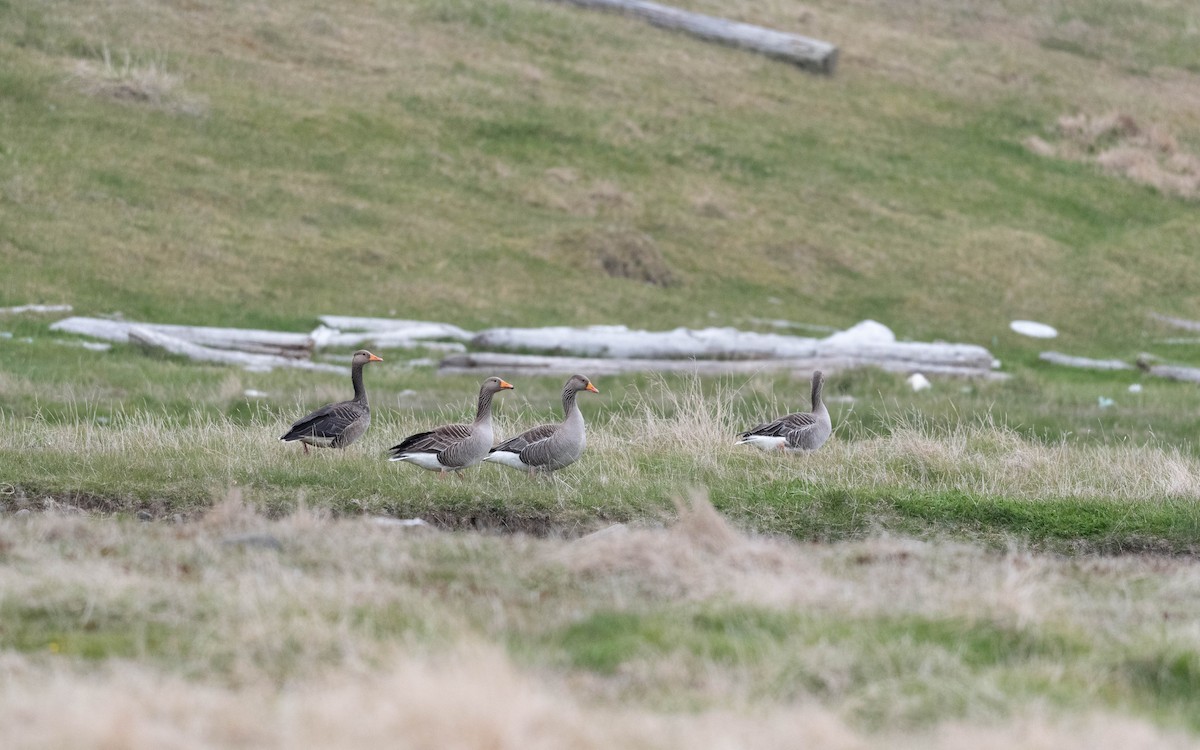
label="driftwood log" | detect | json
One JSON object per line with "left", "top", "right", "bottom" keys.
{"left": 1136, "top": 355, "right": 1200, "bottom": 384}
{"left": 1149, "top": 312, "right": 1200, "bottom": 333}
{"left": 51, "top": 317, "right": 313, "bottom": 358}
{"left": 470, "top": 324, "right": 995, "bottom": 370}
{"left": 1041, "top": 350, "right": 1200, "bottom": 385}
{"left": 128, "top": 327, "right": 346, "bottom": 374}
{"left": 0, "top": 304, "right": 73, "bottom": 315}
{"left": 439, "top": 352, "right": 1007, "bottom": 379}
{"left": 316, "top": 316, "right": 473, "bottom": 341}
{"left": 1038, "top": 352, "right": 1134, "bottom": 371}
{"left": 552, "top": 0, "right": 837, "bottom": 74}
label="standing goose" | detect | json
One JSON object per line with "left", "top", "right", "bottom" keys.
{"left": 736, "top": 370, "right": 832, "bottom": 452}
{"left": 485, "top": 374, "right": 599, "bottom": 476}
{"left": 280, "top": 349, "right": 384, "bottom": 453}
{"left": 388, "top": 376, "right": 514, "bottom": 475}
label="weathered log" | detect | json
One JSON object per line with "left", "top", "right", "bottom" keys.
{"left": 1140, "top": 365, "right": 1200, "bottom": 384}
{"left": 1039, "top": 351, "right": 1134, "bottom": 371}
{"left": 470, "top": 323, "right": 995, "bottom": 369}
{"left": 0, "top": 304, "right": 73, "bottom": 315}
{"left": 553, "top": 0, "right": 837, "bottom": 74}
{"left": 1149, "top": 312, "right": 1200, "bottom": 333}
{"left": 51, "top": 317, "right": 313, "bottom": 358}
{"left": 439, "top": 352, "right": 1006, "bottom": 379}
{"left": 127, "top": 327, "right": 346, "bottom": 374}
{"left": 309, "top": 324, "right": 467, "bottom": 351}
{"left": 1136, "top": 355, "right": 1200, "bottom": 384}
{"left": 316, "top": 316, "right": 473, "bottom": 341}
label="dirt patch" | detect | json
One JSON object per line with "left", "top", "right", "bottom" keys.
{"left": 1026, "top": 112, "right": 1200, "bottom": 199}
{"left": 421, "top": 508, "right": 569, "bottom": 537}
{"left": 563, "top": 227, "right": 679, "bottom": 287}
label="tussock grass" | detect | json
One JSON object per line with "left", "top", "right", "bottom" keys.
{"left": 3, "top": 375, "right": 1199, "bottom": 549}
{"left": 2, "top": 495, "right": 1200, "bottom": 744}
{"left": 69, "top": 45, "right": 206, "bottom": 116}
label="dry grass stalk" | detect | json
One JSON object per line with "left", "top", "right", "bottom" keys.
{"left": 1028, "top": 112, "right": 1200, "bottom": 199}
{"left": 70, "top": 46, "right": 207, "bottom": 116}
{"left": 2, "top": 501, "right": 1200, "bottom": 747}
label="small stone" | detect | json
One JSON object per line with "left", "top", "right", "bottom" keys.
{"left": 907, "top": 373, "right": 932, "bottom": 392}
{"left": 14, "top": 509, "right": 31, "bottom": 519}
{"left": 137, "top": 510, "right": 153, "bottom": 522}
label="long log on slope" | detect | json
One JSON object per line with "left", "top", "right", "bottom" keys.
{"left": 1135, "top": 355, "right": 1200, "bottom": 384}
{"left": 1149, "top": 312, "right": 1200, "bottom": 333}
{"left": 552, "top": 0, "right": 838, "bottom": 74}
{"left": 127, "top": 328, "right": 346, "bottom": 374}
{"left": 316, "top": 316, "right": 474, "bottom": 341}
{"left": 439, "top": 352, "right": 1006, "bottom": 379}
{"left": 1039, "top": 352, "right": 1135, "bottom": 371}
{"left": 51, "top": 317, "right": 313, "bottom": 358}
{"left": 470, "top": 325, "right": 995, "bottom": 369}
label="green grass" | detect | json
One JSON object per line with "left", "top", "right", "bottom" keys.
{"left": 3, "top": 0, "right": 1200, "bottom": 354}
{"left": 5, "top": 1, "right": 1200, "bottom": 744}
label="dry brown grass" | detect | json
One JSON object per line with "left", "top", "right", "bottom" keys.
{"left": 3, "top": 495, "right": 1200, "bottom": 748}
{"left": 69, "top": 46, "right": 207, "bottom": 116}
{"left": 5, "top": 649, "right": 1196, "bottom": 750}
{"left": 1026, "top": 112, "right": 1200, "bottom": 199}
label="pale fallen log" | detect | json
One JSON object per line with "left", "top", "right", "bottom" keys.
{"left": 1149, "top": 312, "right": 1200, "bottom": 333}
{"left": 1039, "top": 351, "right": 1134, "bottom": 371}
{"left": 51, "top": 317, "right": 313, "bottom": 358}
{"left": 470, "top": 322, "right": 994, "bottom": 369}
{"left": 439, "top": 352, "right": 1007, "bottom": 379}
{"left": 1136, "top": 356, "right": 1200, "bottom": 384}
{"left": 316, "top": 316, "right": 474, "bottom": 342}
{"left": 308, "top": 324, "right": 467, "bottom": 352}
{"left": 553, "top": 0, "right": 838, "bottom": 74}
{"left": 0, "top": 304, "right": 73, "bottom": 315}
{"left": 127, "top": 327, "right": 346, "bottom": 374}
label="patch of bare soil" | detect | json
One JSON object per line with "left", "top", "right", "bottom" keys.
{"left": 570, "top": 227, "right": 679, "bottom": 287}
{"left": 1026, "top": 112, "right": 1200, "bottom": 199}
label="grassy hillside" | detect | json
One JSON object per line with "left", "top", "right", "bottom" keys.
{"left": 5, "top": 2, "right": 1200, "bottom": 745}
{"left": 3, "top": 0, "right": 1200, "bottom": 360}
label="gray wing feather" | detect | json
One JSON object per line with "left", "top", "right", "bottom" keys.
{"left": 492, "top": 424, "right": 556, "bottom": 454}
{"left": 740, "top": 411, "right": 816, "bottom": 439}
{"left": 390, "top": 423, "right": 473, "bottom": 455}
{"left": 282, "top": 400, "right": 366, "bottom": 442}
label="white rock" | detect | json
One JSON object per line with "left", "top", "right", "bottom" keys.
{"left": 821, "top": 319, "right": 895, "bottom": 347}
{"left": 1128, "top": 383, "right": 1143, "bottom": 393}
{"left": 243, "top": 389, "right": 270, "bottom": 399}
{"left": 1097, "top": 396, "right": 1115, "bottom": 409}
{"left": 1010, "top": 320, "right": 1058, "bottom": 338}
{"left": 907, "top": 373, "right": 932, "bottom": 392}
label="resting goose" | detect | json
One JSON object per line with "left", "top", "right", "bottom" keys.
{"left": 280, "top": 349, "right": 383, "bottom": 453}
{"left": 388, "top": 376, "right": 514, "bottom": 475}
{"left": 736, "top": 370, "right": 831, "bottom": 452}
{"left": 486, "top": 374, "right": 599, "bottom": 475}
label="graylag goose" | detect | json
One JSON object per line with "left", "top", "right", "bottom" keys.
{"left": 736, "top": 370, "right": 831, "bottom": 452}
{"left": 388, "top": 376, "right": 514, "bottom": 475}
{"left": 280, "top": 349, "right": 383, "bottom": 453}
{"left": 485, "top": 374, "right": 599, "bottom": 475}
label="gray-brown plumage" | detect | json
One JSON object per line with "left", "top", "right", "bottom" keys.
{"left": 736, "top": 370, "right": 831, "bottom": 452}
{"left": 387, "top": 376, "right": 514, "bottom": 474}
{"left": 281, "top": 349, "right": 383, "bottom": 453}
{"left": 485, "top": 374, "right": 599, "bottom": 475}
